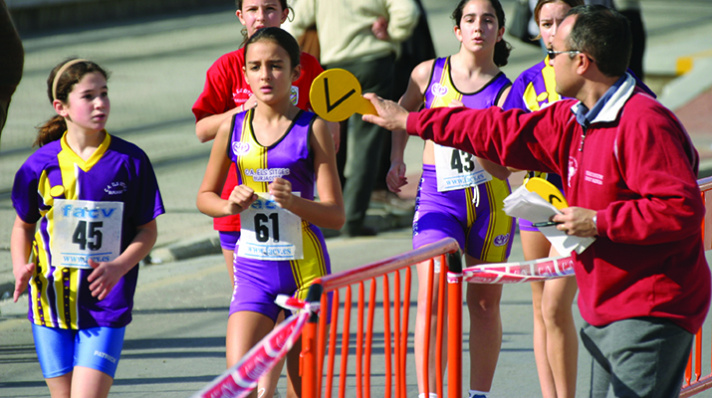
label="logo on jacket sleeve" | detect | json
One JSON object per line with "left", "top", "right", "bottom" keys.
{"left": 567, "top": 156, "right": 578, "bottom": 187}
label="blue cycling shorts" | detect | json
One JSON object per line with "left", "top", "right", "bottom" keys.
{"left": 32, "top": 324, "right": 125, "bottom": 379}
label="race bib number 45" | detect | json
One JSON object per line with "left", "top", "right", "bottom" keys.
{"left": 238, "top": 193, "right": 303, "bottom": 261}
{"left": 50, "top": 199, "right": 124, "bottom": 269}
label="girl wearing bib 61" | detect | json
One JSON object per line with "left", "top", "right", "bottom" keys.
{"left": 11, "top": 59, "right": 165, "bottom": 398}
{"left": 196, "top": 27, "right": 344, "bottom": 397}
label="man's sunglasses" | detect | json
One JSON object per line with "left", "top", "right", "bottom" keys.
{"left": 547, "top": 49, "right": 582, "bottom": 60}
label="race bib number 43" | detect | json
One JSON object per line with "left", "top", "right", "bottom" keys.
{"left": 433, "top": 144, "right": 492, "bottom": 192}
{"left": 238, "top": 193, "right": 303, "bottom": 261}
{"left": 50, "top": 199, "right": 124, "bottom": 269}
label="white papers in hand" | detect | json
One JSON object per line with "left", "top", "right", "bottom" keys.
{"left": 503, "top": 184, "right": 595, "bottom": 255}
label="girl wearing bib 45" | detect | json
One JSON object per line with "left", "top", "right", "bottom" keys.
{"left": 11, "top": 59, "right": 165, "bottom": 398}
{"left": 387, "top": 1, "right": 514, "bottom": 397}
{"left": 197, "top": 27, "right": 344, "bottom": 398}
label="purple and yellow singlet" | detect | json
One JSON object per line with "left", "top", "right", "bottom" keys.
{"left": 227, "top": 109, "right": 330, "bottom": 321}
{"left": 414, "top": 57, "right": 514, "bottom": 262}
{"left": 11, "top": 132, "right": 164, "bottom": 329}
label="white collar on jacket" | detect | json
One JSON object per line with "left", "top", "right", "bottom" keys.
{"left": 570, "top": 73, "right": 637, "bottom": 125}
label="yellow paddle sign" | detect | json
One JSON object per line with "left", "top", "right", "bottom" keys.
{"left": 309, "top": 69, "right": 376, "bottom": 122}
{"left": 525, "top": 177, "right": 568, "bottom": 210}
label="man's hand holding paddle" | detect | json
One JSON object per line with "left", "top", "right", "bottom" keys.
{"left": 361, "top": 93, "right": 409, "bottom": 132}
{"left": 308, "top": 68, "right": 408, "bottom": 131}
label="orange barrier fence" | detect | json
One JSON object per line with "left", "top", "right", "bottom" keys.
{"left": 680, "top": 176, "right": 712, "bottom": 397}
{"left": 298, "top": 177, "right": 712, "bottom": 398}
{"left": 300, "top": 238, "right": 462, "bottom": 398}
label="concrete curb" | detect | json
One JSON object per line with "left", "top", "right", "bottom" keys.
{"left": 149, "top": 236, "right": 222, "bottom": 264}
{"left": 660, "top": 58, "right": 712, "bottom": 112}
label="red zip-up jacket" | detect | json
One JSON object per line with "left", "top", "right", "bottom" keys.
{"left": 406, "top": 75, "right": 710, "bottom": 333}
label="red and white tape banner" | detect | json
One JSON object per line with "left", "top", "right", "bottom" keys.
{"left": 192, "top": 297, "right": 315, "bottom": 398}
{"left": 463, "top": 255, "right": 575, "bottom": 284}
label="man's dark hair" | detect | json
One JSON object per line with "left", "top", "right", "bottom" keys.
{"left": 566, "top": 5, "right": 632, "bottom": 77}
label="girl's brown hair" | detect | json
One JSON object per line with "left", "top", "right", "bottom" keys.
{"left": 534, "top": 0, "right": 584, "bottom": 24}
{"left": 34, "top": 59, "right": 109, "bottom": 147}
{"left": 451, "top": 0, "right": 512, "bottom": 67}
{"left": 235, "top": 0, "right": 292, "bottom": 45}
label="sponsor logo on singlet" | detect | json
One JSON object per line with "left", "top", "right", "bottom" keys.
{"left": 245, "top": 168, "right": 291, "bottom": 182}
{"left": 104, "top": 181, "right": 127, "bottom": 195}
{"left": 430, "top": 83, "right": 448, "bottom": 97}
{"left": 232, "top": 141, "right": 251, "bottom": 156}
{"left": 494, "top": 233, "right": 510, "bottom": 247}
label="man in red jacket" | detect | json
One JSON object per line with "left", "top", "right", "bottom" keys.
{"left": 363, "top": 5, "right": 710, "bottom": 397}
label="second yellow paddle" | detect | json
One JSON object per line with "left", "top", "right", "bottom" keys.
{"left": 525, "top": 176, "right": 568, "bottom": 210}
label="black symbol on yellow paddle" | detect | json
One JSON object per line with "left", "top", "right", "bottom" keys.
{"left": 310, "top": 69, "right": 376, "bottom": 122}
{"left": 323, "top": 78, "right": 356, "bottom": 113}
{"left": 549, "top": 195, "right": 565, "bottom": 207}
{"left": 525, "top": 177, "right": 568, "bottom": 210}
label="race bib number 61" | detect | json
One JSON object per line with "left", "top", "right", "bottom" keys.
{"left": 238, "top": 193, "right": 303, "bottom": 261}
{"left": 50, "top": 199, "right": 124, "bottom": 269}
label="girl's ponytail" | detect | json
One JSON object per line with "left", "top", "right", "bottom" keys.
{"left": 34, "top": 115, "right": 66, "bottom": 147}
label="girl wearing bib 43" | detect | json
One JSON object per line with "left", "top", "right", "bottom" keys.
{"left": 10, "top": 59, "right": 165, "bottom": 398}
{"left": 387, "top": 1, "right": 514, "bottom": 397}
{"left": 197, "top": 28, "right": 344, "bottom": 398}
